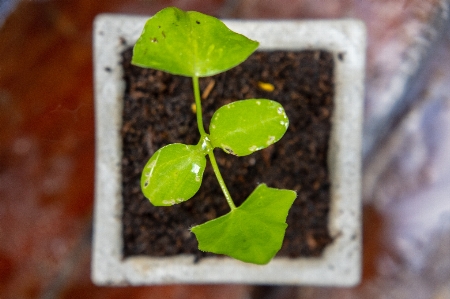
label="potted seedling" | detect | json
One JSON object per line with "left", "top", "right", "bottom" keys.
{"left": 92, "top": 7, "right": 366, "bottom": 285}
{"left": 132, "top": 7, "right": 296, "bottom": 265}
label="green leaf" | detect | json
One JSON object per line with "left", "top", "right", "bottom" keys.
{"left": 191, "top": 184, "right": 297, "bottom": 265}
{"left": 141, "top": 143, "right": 206, "bottom": 206}
{"left": 209, "top": 99, "right": 289, "bottom": 156}
{"left": 132, "top": 7, "right": 259, "bottom": 77}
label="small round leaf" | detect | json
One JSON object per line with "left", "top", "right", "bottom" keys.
{"left": 209, "top": 99, "right": 289, "bottom": 156}
{"left": 141, "top": 143, "right": 206, "bottom": 206}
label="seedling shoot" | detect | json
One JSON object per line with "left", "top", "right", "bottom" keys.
{"left": 132, "top": 7, "right": 296, "bottom": 265}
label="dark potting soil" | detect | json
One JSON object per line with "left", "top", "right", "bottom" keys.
{"left": 120, "top": 47, "right": 334, "bottom": 260}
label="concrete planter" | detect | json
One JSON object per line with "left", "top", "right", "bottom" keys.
{"left": 92, "top": 14, "right": 366, "bottom": 286}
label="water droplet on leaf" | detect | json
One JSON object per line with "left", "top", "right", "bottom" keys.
{"left": 277, "top": 107, "right": 284, "bottom": 115}
{"left": 267, "top": 136, "right": 275, "bottom": 145}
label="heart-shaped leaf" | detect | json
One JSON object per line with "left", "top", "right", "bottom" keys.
{"left": 141, "top": 143, "right": 206, "bottom": 206}
{"left": 132, "top": 7, "right": 259, "bottom": 77}
{"left": 209, "top": 99, "right": 289, "bottom": 156}
{"left": 191, "top": 184, "right": 297, "bottom": 264}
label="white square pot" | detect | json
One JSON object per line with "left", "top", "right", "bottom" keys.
{"left": 92, "top": 14, "right": 366, "bottom": 286}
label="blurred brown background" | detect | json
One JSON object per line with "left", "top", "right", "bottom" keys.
{"left": 1, "top": 1, "right": 449, "bottom": 298}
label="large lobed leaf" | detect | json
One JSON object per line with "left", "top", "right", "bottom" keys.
{"left": 209, "top": 99, "right": 289, "bottom": 156}
{"left": 132, "top": 7, "right": 259, "bottom": 77}
{"left": 191, "top": 184, "right": 297, "bottom": 264}
{"left": 141, "top": 143, "right": 206, "bottom": 206}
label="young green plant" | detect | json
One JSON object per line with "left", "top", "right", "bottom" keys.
{"left": 132, "top": 7, "right": 296, "bottom": 265}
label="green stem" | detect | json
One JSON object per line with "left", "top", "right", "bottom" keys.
{"left": 207, "top": 152, "right": 236, "bottom": 210}
{"left": 192, "top": 76, "right": 206, "bottom": 136}
{"left": 192, "top": 75, "right": 236, "bottom": 211}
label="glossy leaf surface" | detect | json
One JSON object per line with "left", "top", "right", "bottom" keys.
{"left": 209, "top": 99, "right": 289, "bottom": 156}
{"left": 141, "top": 143, "right": 206, "bottom": 206}
{"left": 191, "top": 184, "right": 297, "bottom": 264}
{"left": 132, "top": 7, "right": 259, "bottom": 77}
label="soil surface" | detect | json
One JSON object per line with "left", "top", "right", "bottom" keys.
{"left": 121, "top": 48, "right": 334, "bottom": 260}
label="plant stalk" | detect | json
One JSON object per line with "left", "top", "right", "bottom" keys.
{"left": 207, "top": 152, "right": 236, "bottom": 210}
{"left": 192, "top": 76, "right": 206, "bottom": 136}
{"left": 192, "top": 76, "right": 236, "bottom": 211}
